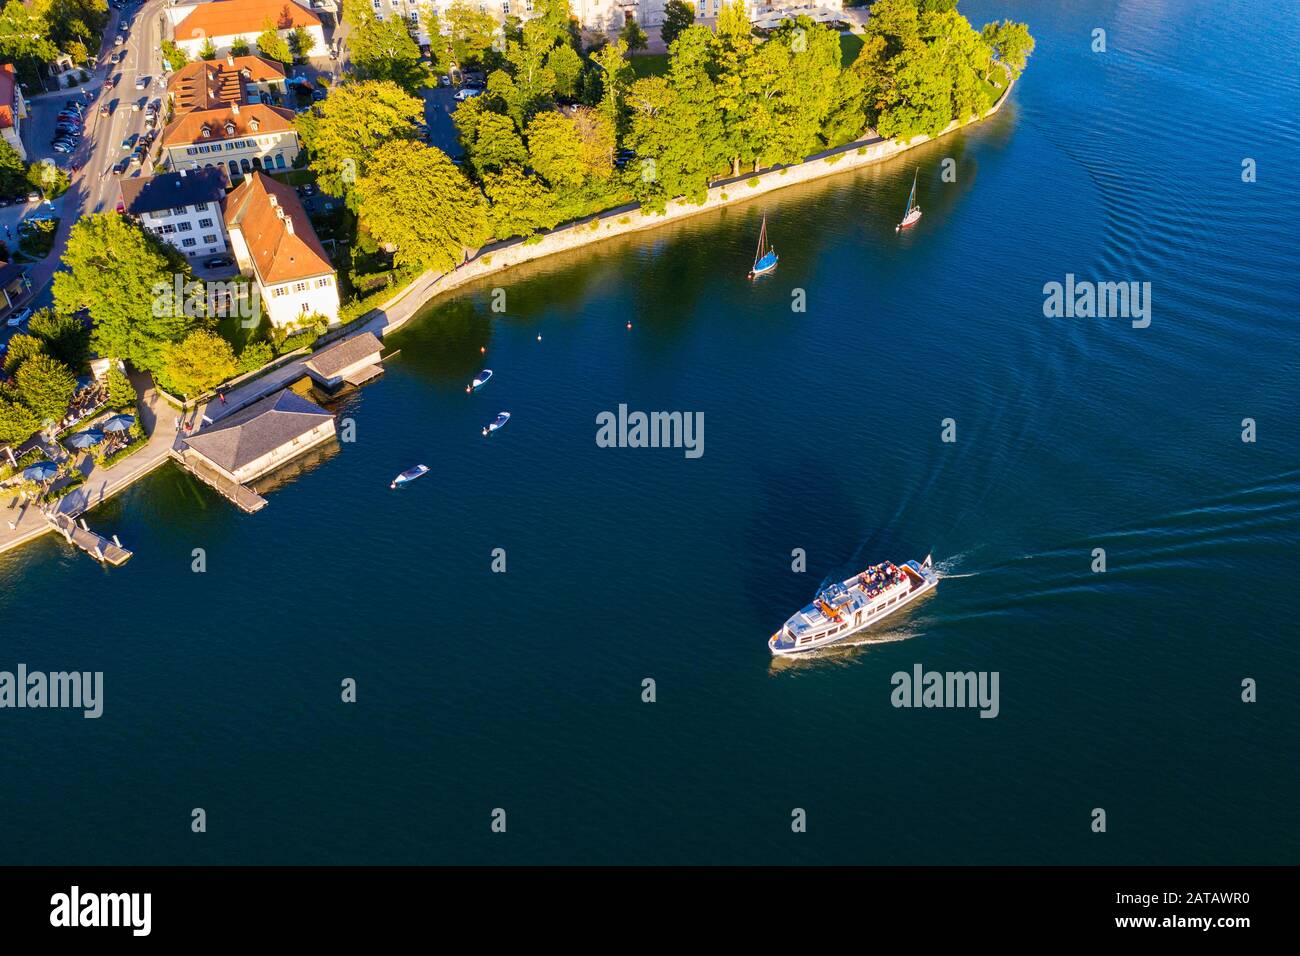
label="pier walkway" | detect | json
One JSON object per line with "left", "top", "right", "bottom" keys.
{"left": 47, "top": 512, "right": 132, "bottom": 565}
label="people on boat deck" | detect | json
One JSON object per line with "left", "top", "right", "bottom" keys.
{"left": 857, "top": 562, "right": 905, "bottom": 600}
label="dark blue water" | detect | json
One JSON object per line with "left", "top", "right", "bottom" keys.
{"left": 3, "top": 0, "right": 1297, "bottom": 864}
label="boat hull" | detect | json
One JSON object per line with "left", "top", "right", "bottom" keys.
{"left": 768, "top": 560, "right": 937, "bottom": 656}
{"left": 896, "top": 209, "right": 922, "bottom": 231}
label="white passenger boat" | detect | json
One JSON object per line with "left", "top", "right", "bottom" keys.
{"left": 466, "top": 369, "right": 492, "bottom": 393}
{"left": 482, "top": 412, "right": 510, "bottom": 436}
{"left": 768, "top": 555, "right": 936, "bottom": 656}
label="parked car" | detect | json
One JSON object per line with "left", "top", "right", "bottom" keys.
{"left": 203, "top": 256, "right": 233, "bottom": 269}
{"left": 121, "top": 133, "right": 137, "bottom": 150}
{"left": 135, "top": 75, "right": 149, "bottom": 91}
{"left": 438, "top": 75, "right": 451, "bottom": 87}
{"left": 454, "top": 88, "right": 482, "bottom": 102}
{"left": 108, "top": 74, "right": 121, "bottom": 88}
{"left": 112, "top": 158, "right": 129, "bottom": 174}
{"left": 6, "top": 307, "right": 32, "bottom": 328}
{"left": 99, "top": 102, "right": 111, "bottom": 116}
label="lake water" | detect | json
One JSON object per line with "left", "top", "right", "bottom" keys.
{"left": 2, "top": 0, "right": 1297, "bottom": 864}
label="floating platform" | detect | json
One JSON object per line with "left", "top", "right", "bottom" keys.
{"left": 171, "top": 450, "right": 268, "bottom": 513}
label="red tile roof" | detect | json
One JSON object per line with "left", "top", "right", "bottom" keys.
{"left": 0, "top": 64, "right": 16, "bottom": 130}
{"left": 175, "top": 0, "right": 321, "bottom": 43}
{"left": 161, "top": 101, "right": 296, "bottom": 148}
{"left": 167, "top": 55, "right": 287, "bottom": 114}
{"left": 224, "top": 172, "right": 333, "bottom": 284}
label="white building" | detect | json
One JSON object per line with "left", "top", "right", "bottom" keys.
{"left": 170, "top": 0, "right": 327, "bottom": 58}
{"left": 118, "top": 167, "right": 230, "bottom": 260}
{"left": 224, "top": 171, "right": 339, "bottom": 328}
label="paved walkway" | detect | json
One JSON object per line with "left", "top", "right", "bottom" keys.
{"left": 0, "top": 370, "right": 174, "bottom": 557}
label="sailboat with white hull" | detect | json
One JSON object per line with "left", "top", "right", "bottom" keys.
{"left": 896, "top": 169, "right": 922, "bottom": 231}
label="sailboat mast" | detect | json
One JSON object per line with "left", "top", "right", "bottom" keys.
{"left": 907, "top": 170, "right": 917, "bottom": 213}
{"left": 755, "top": 216, "right": 767, "bottom": 264}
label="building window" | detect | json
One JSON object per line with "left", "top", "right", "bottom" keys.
{"left": 199, "top": 218, "right": 214, "bottom": 228}
{"left": 272, "top": 287, "right": 288, "bottom": 297}
{"left": 293, "top": 281, "right": 308, "bottom": 292}
{"left": 500, "top": 1, "right": 507, "bottom": 13}
{"left": 177, "top": 221, "right": 192, "bottom": 231}
{"left": 316, "top": 277, "right": 332, "bottom": 288}
{"left": 194, "top": 202, "right": 208, "bottom": 212}
{"left": 203, "top": 235, "right": 218, "bottom": 244}
{"left": 181, "top": 238, "right": 196, "bottom": 247}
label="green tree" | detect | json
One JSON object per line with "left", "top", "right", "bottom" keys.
{"left": 353, "top": 142, "right": 489, "bottom": 272}
{"left": 346, "top": 5, "right": 429, "bottom": 92}
{"left": 661, "top": 0, "right": 695, "bottom": 49}
{"left": 525, "top": 110, "right": 586, "bottom": 192}
{"left": 230, "top": 37, "right": 251, "bottom": 57}
{"left": 468, "top": 108, "right": 528, "bottom": 174}
{"left": 296, "top": 80, "right": 424, "bottom": 202}
{"left": 2, "top": 332, "right": 45, "bottom": 374}
{"left": 620, "top": 18, "right": 648, "bottom": 54}
{"left": 15, "top": 353, "right": 76, "bottom": 426}
{"left": 256, "top": 20, "right": 292, "bottom": 64}
{"left": 161, "top": 39, "right": 188, "bottom": 72}
{"left": 546, "top": 43, "right": 582, "bottom": 99}
{"left": 0, "top": 1, "right": 60, "bottom": 85}
{"left": 445, "top": 0, "right": 497, "bottom": 71}
{"left": 0, "top": 391, "right": 40, "bottom": 446}
{"left": 236, "top": 340, "right": 273, "bottom": 374}
{"left": 712, "top": 1, "right": 757, "bottom": 175}
{"left": 104, "top": 364, "right": 137, "bottom": 409}
{"left": 289, "top": 25, "right": 316, "bottom": 60}
{"left": 590, "top": 39, "right": 631, "bottom": 135}
{"left": 981, "top": 19, "right": 1034, "bottom": 79}
{"left": 159, "top": 330, "right": 237, "bottom": 398}
{"left": 0, "top": 138, "right": 26, "bottom": 196}
{"left": 199, "top": 37, "right": 217, "bottom": 60}
{"left": 482, "top": 165, "right": 563, "bottom": 239}
{"left": 28, "top": 309, "right": 90, "bottom": 370}
{"left": 52, "top": 214, "right": 194, "bottom": 373}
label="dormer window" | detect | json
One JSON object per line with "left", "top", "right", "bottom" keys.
{"left": 249, "top": 118, "right": 260, "bottom": 132}
{"left": 225, "top": 122, "right": 236, "bottom": 136}
{"left": 200, "top": 124, "right": 211, "bottom": 138}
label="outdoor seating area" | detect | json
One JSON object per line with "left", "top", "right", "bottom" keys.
{"left": 58, "top": 378, "right": 109, "bottom": 432}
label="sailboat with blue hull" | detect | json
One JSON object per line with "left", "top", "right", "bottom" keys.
{"left": 749, "top": 215, "right": 778, "bottom": 278}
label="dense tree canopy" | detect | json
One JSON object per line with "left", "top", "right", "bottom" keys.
{"left": 297, "top": 81, "right": 424, "bottom": 202}
{"left": 346, "top": 6, "right": 429, "bottom": 92}
{"left": 353, "top": 142, "right": 489, "bottom": 273}
{"left": 53, "top": 215, "right": 195, "bottom": 373}
{"left": 159, "top": 330, "right": 237, "bottom": 398}
{"left": 15, "top": 353, "right": 76, "bottom": 426}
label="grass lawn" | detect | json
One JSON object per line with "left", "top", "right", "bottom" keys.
{"left": 216, "top": 292, "right": 270, "bottom": 355}
{"left": 629, "top": 53, "right": 669, "bottom": 79}
{"left": 840, "top": 32, "right": 864, "bottom": 67}
{"left": 267, "top": 169, "right": 316, "bottom": 187}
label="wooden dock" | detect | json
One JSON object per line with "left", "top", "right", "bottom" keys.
{"left": 47, "top": 512, "right": 132, "bottom": 566}
{"left": 171, "top": 450, "right": 267, "bottom": 513}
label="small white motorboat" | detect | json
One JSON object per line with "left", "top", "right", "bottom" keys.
{"left": 466, "top": 369, "right": 493, "bottom": 393}
{"left": 482, "top": 412, "right": 510, "bottom": 436}
{"left": 391, "top": 464, "right": 429, "bottom": 489}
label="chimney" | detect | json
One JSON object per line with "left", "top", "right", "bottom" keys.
{"left": 226, "top": 53, "right": 235, "bottom": 67}
{"left": 230, "top": 101, "right": 239, "bottom": 115}
{"left": 284, "top": 216, "right": 294, "bottom": 236}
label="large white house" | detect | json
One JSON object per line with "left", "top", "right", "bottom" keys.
{"left": 161, "top": 100, "right": 301, "bottom": 180}
{"left": 118, "top": 167, "right": 230, "bottom": 260}
{"left": 224, "top": 171, "right": 339, "bottom": 328}
{"left": 170, "top": 0, "right": 326, "bottom": 58}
